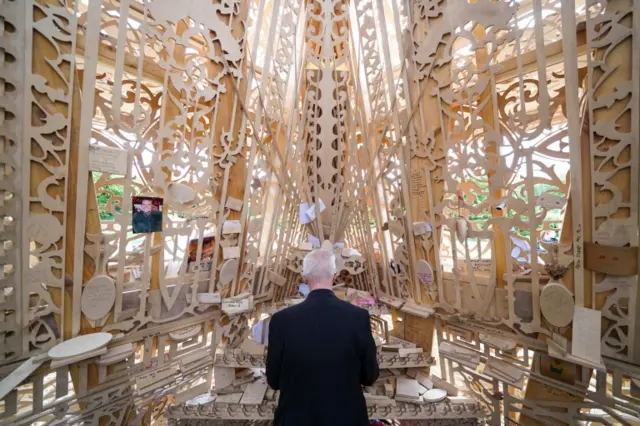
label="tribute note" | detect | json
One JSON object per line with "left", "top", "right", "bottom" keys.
{"left": 89, "top": 144, "right": 128, "bottom": 175}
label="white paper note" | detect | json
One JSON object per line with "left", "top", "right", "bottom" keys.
{"left": 306, "top": 204, "right": 317, "bottom": 220}
{"left": 214, "top": 367, "right": 235, "bottom": 390}
{"left": 412, "top": 222, "right": 432, "bottom": 236}
{"left": 225, "top": 197, "right": 243, "bottom": 212}
{"left": 571, "top": 307, "right": 602, "bottom": 364}
{"left": 305, "top": 199, "right": 326, "bottom": 221}
{"left": 240, "top": 381, "right": 268, "bottom": 405}
{"left": 198, "top": 292, "right": 221, "bottom": 304}
{"left": 299, "top": 203, "right": 312, "bottom": 224}
{"left": 222, "top": 220, "right": 242, "bottom": 234}
{"left": 396, "top": 377, "right": 422, "bottom": 399}
{"left": 308, "top": 235, "right": 321, "bottom": 247}
{"left": 223, "top": 246, "right": 241, "bottom": 260}
{"left": 89, "top": 144, "right": 128, "bottom": 175}
{"left": 222, "top": 298, "right": 251, "bottom": 315}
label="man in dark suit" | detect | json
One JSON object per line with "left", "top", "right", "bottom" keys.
{"left": 266, "top": 249, "right": 379, "bottom": 426}
{"left": 132, "top": 198, "right": 162, "bottom": 234}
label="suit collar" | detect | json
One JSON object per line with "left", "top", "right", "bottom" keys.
{"left": 307, "top": 288, "right": 335, "bottom": 299}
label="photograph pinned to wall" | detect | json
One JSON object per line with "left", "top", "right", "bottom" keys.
{"left": 187, "top": 236, "right": 216, "bottom": 273}
{"left": 132, "top": 196, "right": 163, "bottom": 234}
{"left": 346, "top": 289, "right": 375, "bottom": 307}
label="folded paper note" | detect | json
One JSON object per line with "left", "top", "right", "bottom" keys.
{"left": 222, "top": 220, "right": 242, "bottom": 234}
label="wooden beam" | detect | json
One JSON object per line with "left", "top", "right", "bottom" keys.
{"left": 495, "top": 22, "right": 587, "bottom": 83}
{"left": 75, "top": 30, "right": 166, "bottom": 84}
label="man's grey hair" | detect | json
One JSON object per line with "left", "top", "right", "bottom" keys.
{"left": 302, "top": 249, "right": 336, "bottom": 283}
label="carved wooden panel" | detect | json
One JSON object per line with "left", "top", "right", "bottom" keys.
{"left": 0, "top": 0, "right": 27, "bottom": 362}
{"left": 584, "top": 0, "right": 639, "bottom": 363}
{"left": 2, "top": 0, "right": 640, "bottom": 425}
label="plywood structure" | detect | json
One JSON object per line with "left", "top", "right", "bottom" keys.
{"left": 1, "top": 0, "right": 640, "bottom": 425}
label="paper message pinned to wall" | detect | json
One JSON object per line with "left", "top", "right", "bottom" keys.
{"left": 225, "top": 197, "right": 243, "bottom": 212}
{"left": 198, "top": 293, "right": 221, "bottom": 304}
{"left": 410, "top": 168, "right": 426, "bottom": 197}
{"left": 299, "top": 203, "right": 312, "bottom": 224}
{"left": 305, "top": 199, "right": 326, "bottom": 221}
{"left": 223, "top": 246, "right": 241, "bottom": 260}
{"left": 593, "top": 219, "right": 635, "bottom": 246}
{"left": 89, "top": 144, "right": 128, "bottom": 176}
{"left": 412, "top": 222, "right": 431, "bottom": 236}
{"left": 308, "top": 235, "right": 321, "bottom": 247}
{"left": 222, "top": 220, "right": 242, "bottom": 234}
{"left": 571, "top": 306, "right": 602, "bottom": 365}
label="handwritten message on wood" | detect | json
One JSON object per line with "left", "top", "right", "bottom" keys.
{"left": 89, "top": 144, "right": 128, "bottom": 175}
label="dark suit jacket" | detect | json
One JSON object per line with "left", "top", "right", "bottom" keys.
{"left": 132, "top": 211, "right": 162, "bottom": 234}
{"left": 266, "top": 289, "right": 379, "bottom": 426}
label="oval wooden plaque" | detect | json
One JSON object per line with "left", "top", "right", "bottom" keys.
{"left": 423, "top": 388, "right": 447, "bottom": 402}
{"left": 169, "top": 325, "right": 202, "bottom": 342}
{"left": 415, "top": 259, "right": 434, "bottom": 286}
{"left": 540, "top": 282, "right": 574, "bottom": 327}
{"left": 81, "top": 275, "right": 116, "bottom": 321}
{"left": 219, "top": 259, "right": 238, "bottom": 286}
{"left": 48, "top": 333, "right": 113, "bottom": 360}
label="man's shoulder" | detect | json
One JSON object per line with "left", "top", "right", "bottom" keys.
{"left": 326, "top": 297, "right": 369, "bottom": 319}
{"left": 270, "top": 304, "right": 301, "bottom": 320}
{"left": 272, "top": 298, "right": 369, "bottom": 319}
{"left": 340, "top": 300, "right": 370, "bottom": 317}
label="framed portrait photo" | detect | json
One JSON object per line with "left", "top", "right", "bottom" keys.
{"left": 132, "top": 196, "right": 163, "bottom": 234}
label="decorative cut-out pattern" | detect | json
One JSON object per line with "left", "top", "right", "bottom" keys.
{"left": 585, "top": 0, "right": 638, "bottom": 362}
{"left": 2, "top": 0, "right": 640, "bottom": 425}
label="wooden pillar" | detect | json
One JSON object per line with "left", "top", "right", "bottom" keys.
{"left": 472, "top": 23, "right": 507, "bottom": 290}
{"left": 25, "top": 0, "right": 103, "bottom": 394}
{"left": 407, "top": 6, "right": 452, "bottom": 359}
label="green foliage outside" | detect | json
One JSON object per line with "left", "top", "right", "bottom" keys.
{"left": 94, "top": 172, "right": 125, "bottom": 221}
{"left": 466, "top": 181, "right": 565, "bottom": 239}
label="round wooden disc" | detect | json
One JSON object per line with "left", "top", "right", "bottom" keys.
{"left": 415, "top": 259, "right": 434, "bottom": 286}
{"left": 48, "top": 332, "right": 113, "bottom": 359}
{"left": 169, "top": 324, "right": 202, "bottom": 341}
{"left": 219, "top": 259, "right": 238, "bottom": 286}
{"left": 81, "top": 275, "right": 116, "bottom": 321}
{"left": 423, "top": 388, "right": 447, "bottom": 402}
{"left": 540, "top": 282, "right": 574, "bottom": 327}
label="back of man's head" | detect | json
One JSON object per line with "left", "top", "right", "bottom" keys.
{"left": 302, "top": 249, "right": 336, "bottom": 289}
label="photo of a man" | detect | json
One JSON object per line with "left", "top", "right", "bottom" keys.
{"left": 132, "top": 196, "right": 163, "bottom": 234}
{"left": 186, "top": 236, "right": 215, "bottom": 273}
